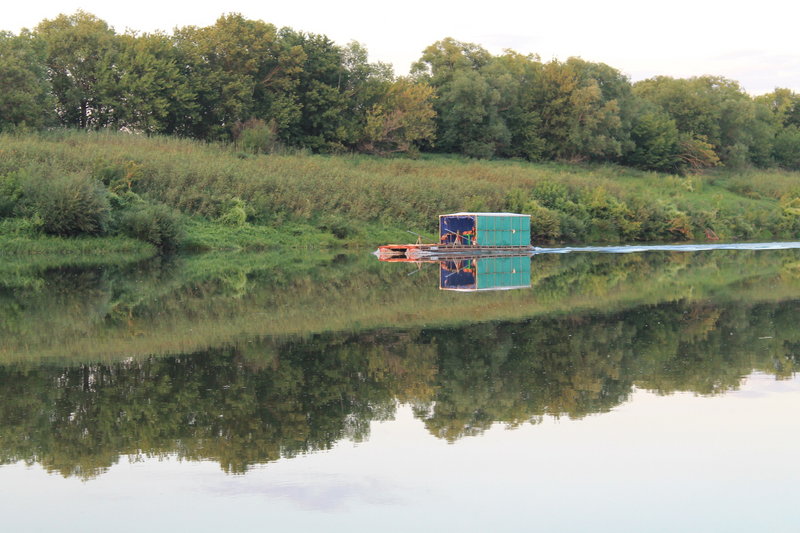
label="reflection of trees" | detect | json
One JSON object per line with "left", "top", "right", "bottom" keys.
{"left": 417, "top": 314, "right": 634, "bottom": 441}
{"left": 0, "top": 333, "right": 436, "bottom": 478}
{"left": 417, "top": 299, "right": 800, "bottom": 440}
{"left": 1, "top": 298, "right": 799, "bottom": 478}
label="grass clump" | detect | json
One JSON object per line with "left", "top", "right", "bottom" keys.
{"left": 118, "top": 204, "right": 184, "bottom": 252}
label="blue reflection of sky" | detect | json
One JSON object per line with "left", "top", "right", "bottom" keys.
{"left": 1, "top": 372, "right": 799, "bottom": 532}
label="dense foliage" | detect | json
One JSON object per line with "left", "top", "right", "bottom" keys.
{"left": 1, "top": 12, "right": 799, "bottom": 172}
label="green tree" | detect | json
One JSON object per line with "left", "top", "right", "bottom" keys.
{"left": 338, "top": 41, "right": 395, "bottom": 148}
{"left": 743, "top": 100, "right": 778, "bottom": 168}
{"left": 623, "top": 99, "right": 681, "bottom": 172}
{"left": 411, "top": 37, "right": 492, "bottom": 86}
{"left": 634, "top": 76, "right": 776, "bottom": 168}
{"left": 567, "top": 58, "right": 635, "bottom": 157}
{"left": 756, "top": 88, "right": 800, "bottom": 128}
{"left": 99, "top": 32, "right": 195, "bottom": 134}
{"left": 634, "top": 76, "right": 722, "bottom": 145}
{"left": 360, "top": 78, "right": 436, "bottom": 155}
{"left": 677, "top": 133, "right": 721, "bottom": 172}
{"left": 278, "top": 29, "right": 350, "bottom": 151}
{"left": 173, "top": 14, "right": 304, "bottom": 140}
{"left": 490, "top": 51, "right": 546, "bottom": 160}
{"left": 35, "top": 11, "right": 117, "bottom": 128}
{"left": 773, "top": 126, "right": 800, "bottom": 170}
{"left": 412, "top": 39, "right": 512, "bottom": 158}
{"left": 0, "top": 31, "right": 54, "bottom": 131}
{"left": 531, "top": 59, "right": 623, "bottom": 161}
{"left": 436, "top": 68, "right": 511, "bottom": 158}
{"left": 757, "top": 89, "right": 800, "bottom": 170}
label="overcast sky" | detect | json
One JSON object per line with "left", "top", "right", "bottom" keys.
{"left": 6, "top": 0, "right": 799, "bottom": 95}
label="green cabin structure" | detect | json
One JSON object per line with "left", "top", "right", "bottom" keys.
{"left": 438, "top": 212, "right": 531, "bottom": 247}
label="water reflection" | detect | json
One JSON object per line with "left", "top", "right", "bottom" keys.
{"left": 2, "top": 248, "right": 800, "bottom": 478}
{"left": 1, "top": 293, "right": 798, "bottom": 478}
{"left": 5, "top": 248, "right": 800, "bottom": 362}
{"left": 439, "top": 256, "right": 531, "bottom": 291}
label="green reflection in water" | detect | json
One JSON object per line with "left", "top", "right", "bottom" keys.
{"left": 3, "top": 248, "right": 800, "bottom": 362}
{"left": 0, "top": 249, "right": 799, "bottom": 478}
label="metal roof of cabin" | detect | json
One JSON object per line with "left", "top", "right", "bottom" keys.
{"left": 440, "top": 212, "right": 530, "bottom": 217}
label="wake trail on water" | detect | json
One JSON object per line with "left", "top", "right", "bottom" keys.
{"left": 532, "top": 242, "right": 800, "bottom": 255}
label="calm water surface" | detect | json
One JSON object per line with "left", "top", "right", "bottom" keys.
{"left": 1, "top": 247, "right": 799, "bottom": 532}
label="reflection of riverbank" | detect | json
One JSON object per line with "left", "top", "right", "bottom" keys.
{"left": 3, "top": 248, "right": 800, "bottom": 363}
{"left": 1, "top": 294, "right": 798, "bottom": 478}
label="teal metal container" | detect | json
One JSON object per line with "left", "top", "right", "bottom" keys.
{"left": 439, "top": 212, "right": 531, "bottom": 247}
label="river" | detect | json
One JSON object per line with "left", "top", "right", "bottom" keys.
{"left": 1, "top": 245, "right": 799, "bottom": 531}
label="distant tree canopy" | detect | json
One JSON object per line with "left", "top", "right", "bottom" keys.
{"left": 1, "top": 11, "right": 799, "bottom": 171}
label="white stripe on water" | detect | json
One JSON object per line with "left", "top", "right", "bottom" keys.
{"left": 533, "top": 242, "right": 800, "bottom": 254}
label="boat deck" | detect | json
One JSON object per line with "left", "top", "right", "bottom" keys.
{"left": 377, "top": 243, "right": 534, "bottom": 260}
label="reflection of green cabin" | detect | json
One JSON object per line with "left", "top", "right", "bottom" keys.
{"left": 440, "top": 256, "right": 531, "bottom": 291}
{"left": 439, "top": 212, "right": 531, "bottom": 247}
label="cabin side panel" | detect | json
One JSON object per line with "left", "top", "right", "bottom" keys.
{"left": 476, "top": 215, "right": 530, "bottom": 246}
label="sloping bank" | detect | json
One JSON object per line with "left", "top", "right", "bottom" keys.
{"left": 1, "top": 131, "right": 800, "bottom": 263}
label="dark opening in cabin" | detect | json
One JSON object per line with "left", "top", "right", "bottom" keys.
{"left": 439, "top": 214, "right": 476, "bottom": 245}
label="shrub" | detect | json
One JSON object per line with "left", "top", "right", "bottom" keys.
{"left": 558, "top": 213, "right": 587, "bottom": 242}
{"left": 505, "top": 188, "right": 528, "bottom": 213}
{"left": 532, "top": 181, "right": 574, "bottom": 211}
{"left": 233, "top": 119, "right": 280, "bottom": 154}
{"left": 525, "top": 200, "right": 561, "bottom": 242}
{"left": 25, "top": 173, "right": 110, "bottom": 236}
{"left": 119, "top": 204, "right": 184, "bottom": 251}
{"left": 93, "top": 160, "right": 143, "bottom": 191}
{"left": 629, "top": 200, "right": 670, "bottom": 241}
{"left": 0, "top": 215, "right": 43, "bottom": 236}
{"left": 0, "top": 172, "right": 22, "bottom": 218}
{"left": 108, "top": 190, "right": 144, "bottom": 211}
{"left": 462, "top": 140, "right": 495, "bottom": 159}
{"left": 666, "top": 212, "right": 694, "bottom": 240}
{"left": 218, "top": 197, "right": 251, "bottom": 227}
{"left": 317, "top": 215, "right": 355, "bottom": 239}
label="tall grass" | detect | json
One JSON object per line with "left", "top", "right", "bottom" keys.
{"left": 2, "top": 130, "right": 800, "bottom": 244}
{"left": 0, "top": 233, "right": 153, "bottom": 258}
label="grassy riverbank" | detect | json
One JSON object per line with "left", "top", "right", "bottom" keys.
{"left": 2, "top": 131, "right": 800, "bottom": 262}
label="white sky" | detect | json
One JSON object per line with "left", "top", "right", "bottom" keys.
{"left": 5, "top": 0, "right": 800, "bottom": 95}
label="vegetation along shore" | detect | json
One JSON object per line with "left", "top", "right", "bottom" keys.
{"left": 1, "top": 12, "right": 800, "bottom": 262}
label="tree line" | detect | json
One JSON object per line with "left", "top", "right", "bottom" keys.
{"left": 1, "top": 11, "right": 799, "bottom": 172}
